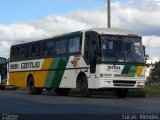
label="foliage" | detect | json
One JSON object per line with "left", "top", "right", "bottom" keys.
{"left": 148, "top": 61, "right": 160, "bottom": 82}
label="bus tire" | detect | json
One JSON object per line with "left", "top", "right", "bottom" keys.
{"left": 28, "top": 77, "right": 43, "bottom": 95}
{"left": 55, "top": 88, "right": 70, "bottom": 96}
{"left": 0, "top": 86, "right": 5, "bottom": 90}
{"left": 79, "top": 76, "right": 90, "bottom": 97}
{"left": 116, "top": 89, "right": 128, "bottom": 98}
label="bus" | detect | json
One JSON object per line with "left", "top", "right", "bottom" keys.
{"left": 9, "top": 28, "right": 145, "bottom": 98}
{"left": 0, "top": 57, "right": 7, "bottom": 90}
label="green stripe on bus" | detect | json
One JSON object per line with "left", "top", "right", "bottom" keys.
{"left": 44, "top": 58, "right": 60, "bottom": 88}
{"left": 128, "top": 66, "right": 137, "bottom": 75}
{"left": 121, "top": 65, "right": 131, "bottom": 74}
{"left": 44, "top": 57, "right": 69, "bottom": 88}
{"left": 51, "top": 57, "right": 69, "bottom": 88}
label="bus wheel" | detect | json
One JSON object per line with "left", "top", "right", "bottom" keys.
{"left": 116, "top": 89, "right": 128, "bottom": 98}
{"left": 79, "top": 76, "right": 90, "bottom": 97}
{"left": 0, "top": 86, "right": 5, "bottom": 90}
{"left": 55, "top": 88, "right": 70, "bottom": 96}
{"left": 28, "top": 77, "right": 43, "bottom": 95}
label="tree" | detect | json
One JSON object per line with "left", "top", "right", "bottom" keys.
{"left": 149, "top": 61, "right": 160, "bottom": 83}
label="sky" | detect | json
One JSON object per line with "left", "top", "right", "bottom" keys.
{"left": 0, "top": 0, "right": 128, "bottom": 24}
{"left": 0, "top": 0, "right": 160, "bottom": 59}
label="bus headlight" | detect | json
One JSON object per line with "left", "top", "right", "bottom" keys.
{"left": 104, "top": 81, "right": 112, "bottom": 84}
{"left": 137, "top": 82, "right": 145, "bottom": 88}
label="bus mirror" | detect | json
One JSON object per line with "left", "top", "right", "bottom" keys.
{"left": 143, "top": 46, "right": 149, "bottom": 61}
{"left": 143, "top": 46, "right": 145, "bottom": 56}
{"left": 145, "top": 54, "right": 149, "bottom": 61}
{"left": 97, "top": 46, "right": 101, "bottom": 55}
{"left": 7, "top": 58, "right": 9, "bottom": 63}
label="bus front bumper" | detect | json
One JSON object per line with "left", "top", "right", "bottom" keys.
{"left": 98, "top": 79, "right": 145, "bottom": 89}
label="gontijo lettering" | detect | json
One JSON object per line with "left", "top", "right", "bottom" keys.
{"left": 21, "top": 61, "right": 40, "bottom": 69}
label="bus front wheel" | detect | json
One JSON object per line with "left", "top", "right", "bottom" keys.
{"left": 28, "top": 77, "right": 43, "bottom": 95}
{"left": 79, "top": 76, "right": 90, "bottom": 97}
{"left": 116, "top": 89, "right": 128, "bottom": 98}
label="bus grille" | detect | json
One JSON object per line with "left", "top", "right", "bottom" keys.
{"left": 113, "top": 80, "right": 136, "bottom": 87}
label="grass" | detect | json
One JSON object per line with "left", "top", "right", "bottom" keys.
{"left": 143, "top": 83, "right": 160, "bottom": 97}
{"left": 128, "top": 89, "right": 146, "bottom": 98}
{"left": 128, "top": 83, "right": 160, "bottom": 97}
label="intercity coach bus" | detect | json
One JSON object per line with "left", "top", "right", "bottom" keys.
{"left": 0, "top": 57, "right": 7, "bottom": 90}
{"left": 9, "top": 28, "right": 145, "bottom": 98}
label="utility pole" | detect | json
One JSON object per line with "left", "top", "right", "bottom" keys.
{"left": 107, "top": 0, "right": 111, "bottom": 28}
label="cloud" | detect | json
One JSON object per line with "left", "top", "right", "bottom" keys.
{"left": 143, "top": 36, "right": 160, "bottom": 49}
{"left": 0, "top": 0, "right": 160, "bottom": 58}
{"left": 0, "top": 24, "right": 48, "bottom": 42}
{"left": 0, "top": 41, "right": 11, "bottom": 57}
{"left": 111, "top": 0, "right": 160, "bottom": 36}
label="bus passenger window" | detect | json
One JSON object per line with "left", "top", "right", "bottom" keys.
{"left": 43, "top": 41, "right": 54, "bottom": 57}
{"left": 21, "top": 45, "right": 30, "bottom": 59}
{"left": 61, "top": 40, "right": 67, "bottom": 54}
{"left": 11, "top": 48, "right": 16, "bottom": 60}
{"left": 69, "top": 37, "right": 80, "bottom": 53}
{"left": 55, "top": 40, "right": 61, "bottom": 54}
{"left": 55, "top": 40, "right": 67, "bottom": 55}
{"left": 31, "top": 43, "right": 41, "bottom": 58}
{"left": 11, "top": 47, "right": 20, "bottom": 61}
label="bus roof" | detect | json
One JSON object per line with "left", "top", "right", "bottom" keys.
{"left": 83, "top": 28, "right": 140, "bottom": 36}
{"left": 12, "top": 28, "right": 140, "bottom": 46}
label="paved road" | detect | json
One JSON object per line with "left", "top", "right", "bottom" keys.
{"left": 0, "top": 89, "right": 160, "bottom": 119}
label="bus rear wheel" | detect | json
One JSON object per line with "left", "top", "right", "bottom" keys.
{"left": 116, "top": 89, "right": 128, "bottom": 98}
{"left": 79, "top": 76, "right": 90, "bottom": 97}
{"left": 0, "top": 86, "right": 5, "bottom": 90}
{"left": 55, "top": 88, "right": 70, "bottom": 96}
{"left": 28, "top": 77, "right": 43, "bottom": 95}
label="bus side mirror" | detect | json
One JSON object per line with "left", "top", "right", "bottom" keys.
{"left": 143, "top": 46, "right": 149, "bottom": 61}
{"left": 143, "top": 46, "right": 145, "bottom": 56}
{"left": 97, "top": 46, "right": 101, "bottom": 55}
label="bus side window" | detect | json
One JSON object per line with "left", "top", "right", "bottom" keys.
{"left": 31, "top": 43, "right": 41, "bottom": 58}
{"left": 55, "top": 39, "right": 67, "bottom": 55}
{"left": 55, "top": 40, "right": 61, "bottom": 54}
{"left": 84, "top": 34, "right": 89, "bottom": 64}
{"left": 43, "top": 40, "right": 54, "bottom": 57}
{"left": 11, "top": 47, "right": 20, "bottom": 61}
{"left": 21, "top": 45, "right": 30, "bottom": 59}
{"left": 61, "top": 40, "right": 67, "bottom": 54}
{"left": 11, "top": 47, "right": 16, "bottom": 60}
{"left": 69, "top": 37, "right": 81, "bottom": 53}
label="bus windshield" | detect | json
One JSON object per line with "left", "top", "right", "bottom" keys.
{"left": 0, "top": 58, "right": 6, "bottom": 65}
{"left": 100, "top": 35, "right": 144, "bottom": 63}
